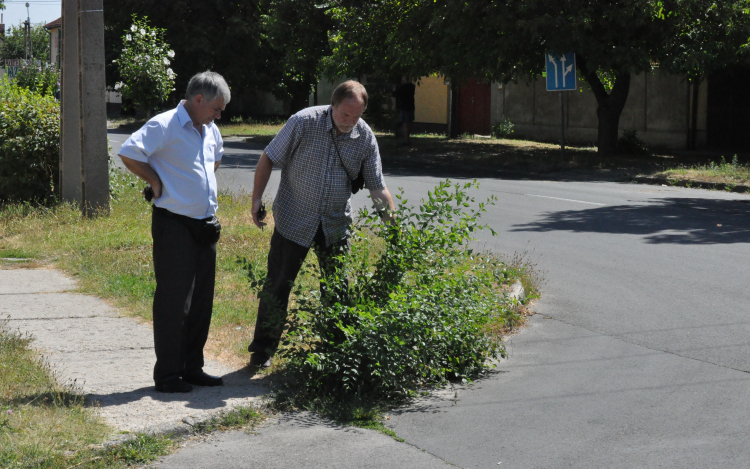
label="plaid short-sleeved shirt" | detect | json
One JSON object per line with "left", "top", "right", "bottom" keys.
{"left": 265, "top": 105, "right": 386, "bottom": 248}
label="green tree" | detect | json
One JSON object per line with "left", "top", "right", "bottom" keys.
{"left": 0, "top": 22, "right": 50, "bottom": 62}
{"left": 261, "top": 0, "right": 333, "bottom": 113}
{"left": 104, "top": 0, "right": 282, "bottom": 114}
{"left": 659, "top": 0, "right": 750, "bottom": 149}
{"left": 327, "top": 0, "right": 750, "bottom": 154}
{"left": 113, "top": 15, "right": 176, "bottom": 117}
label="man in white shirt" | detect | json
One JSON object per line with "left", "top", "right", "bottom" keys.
{"left": 118, "top": 71, "right": 228, "bottom": 393}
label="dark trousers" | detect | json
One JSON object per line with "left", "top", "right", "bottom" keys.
{"left": 249, "top": 224, "right": 349, "bottom": 355}
{"left": 152, "top": 208, "right": 217, "bottom": 384}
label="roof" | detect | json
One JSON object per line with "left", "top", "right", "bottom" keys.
{"left": 44, "top": 17, "right": 62, "bottom": 30}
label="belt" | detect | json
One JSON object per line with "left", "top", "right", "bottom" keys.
{"left": 153, "top": 205, "right": 212, "bottom": 223}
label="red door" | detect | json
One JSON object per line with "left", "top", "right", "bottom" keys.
{"left": 457, "top": 79, "right": 491, "bottom": 135}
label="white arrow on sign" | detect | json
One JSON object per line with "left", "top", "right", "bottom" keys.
{"left": 547, "top": 54, "right": 559, "bottom": 88}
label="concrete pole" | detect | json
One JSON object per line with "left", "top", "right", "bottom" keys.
{"left": 78, "top": 0, "right": 109, "bottom": 215}
{"left": 60, "top": 0, "right": 83, "bottom": 207}
{"left": 59, "top": 0, "right": 109, "bottom": 215}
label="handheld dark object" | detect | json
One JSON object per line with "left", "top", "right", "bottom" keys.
{"left": 144, "top": 186, "right": 154, "bottom": 202}
{"left": 257, "top": 203, "right": 266, "bottom": 222}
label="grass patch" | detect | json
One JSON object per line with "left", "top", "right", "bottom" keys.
{"left": 218, "top": 119, "right": 285, "bottom": 138}
{"left": 0, "top": 317, "right": 270, "bottom": 468}
{"left": 0, "top": 169, "right": 276, "bottom": 368}
{"left": 654, "top": 155, "right": 750, "bottom": 186}
{"left": 349, "top": 418, "right": 404, "bottom": 442}
{"left": 0, "top": 319, "right": 112, "bottom": 468}
{"left": 193, "top": 405, "right": 266, "bottom": 433}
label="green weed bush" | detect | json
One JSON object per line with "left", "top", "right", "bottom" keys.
{"left": 618, "top": 129, "right": 650, "bottom": 155}
{"left": 277, "top": 181, "right": 520, "bottom": 418}
{"left": 0, "top": 78, "right": 60, "bottom": 202}
{"left": 14, "top": 62, "right": 59, "bottom": 96}
{"left": 492, "top": 117, "right": 515, "bottom": 138}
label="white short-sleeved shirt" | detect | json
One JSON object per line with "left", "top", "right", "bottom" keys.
{"left": 118, "top": 101, "right": 223, "bottom": 219}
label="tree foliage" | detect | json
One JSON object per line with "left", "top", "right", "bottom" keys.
{"left": 0, "top": 22, "right": 50, "bottom": 63}
{"left": 327, "top": 0, "right": 750, "bottom": 154}
{"left": 104, "top": 0, "right": 284, "bottom": 114}
{"left": 261, "top": 0, "right": 333, "bottom": 112}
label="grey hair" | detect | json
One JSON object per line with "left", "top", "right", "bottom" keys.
{"left": 185, "top": 71, "right": 231, "bottom": 104}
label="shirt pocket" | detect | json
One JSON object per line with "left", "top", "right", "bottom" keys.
{"left": 203, "top": 142, "right": 217, "bottom": 165}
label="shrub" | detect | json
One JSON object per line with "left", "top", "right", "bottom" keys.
{"left": 0, "top": 78, "right": 60, "bottom": 202}
{"left": 14, "top": 61, "right": 59, "bottom": 96}
{"left": 618, "top": 129, "right": 650, "bottom": 155}
{"left": 492, "top": 117, "right": 514, "bottom": 138}
{"left": 276, "top": 180, "right": 521, "bottom": 418}
{"left": 113, "top": 15, "right": 176, "bottom": 117}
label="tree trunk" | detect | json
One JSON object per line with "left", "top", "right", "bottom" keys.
{"left": 449, "top": 81, "right": 460, "bottom": 138}
{"left": 289, "top": 87, "right": 310, "bottom": 115}
{"left": 579, "top": 59, "right": 631, "bottom": 155}
{"left": 689, "top": 77, "right": 701, "bottom": 150}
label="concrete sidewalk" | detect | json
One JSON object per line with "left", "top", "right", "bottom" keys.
{"left": 0, "top": 268, "right": 267, "bottom": 435}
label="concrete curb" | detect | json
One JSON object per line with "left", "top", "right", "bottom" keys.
{"left": 632, "top": 176, "right": 750, "bottom": 193}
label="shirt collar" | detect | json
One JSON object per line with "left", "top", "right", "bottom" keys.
{"left": 177, "top": 101, "right": 199, "bottom": 130}
{"left": 325, "top": 105, "right": 360, "bottom": 140}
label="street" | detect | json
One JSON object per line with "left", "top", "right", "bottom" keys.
{"left": 110, "top": 131, "right": 750, "bottom": 468}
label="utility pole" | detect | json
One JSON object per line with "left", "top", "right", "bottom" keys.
{"left": 23, "top": 3, "right": 30, "bottom": 61}
{"left": 60, "top": 0, "right": 109, "bottom": 216}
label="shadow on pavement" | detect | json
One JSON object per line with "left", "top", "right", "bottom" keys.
{"left": 86, "top": 367, "right": 270, "bottom": 411}
{"left": 511, "top": 197, "right": 750, "bottom": 245}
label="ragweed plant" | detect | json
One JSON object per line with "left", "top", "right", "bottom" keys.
{"left": 276, "top": 180, "right": 522, "bottom": 419}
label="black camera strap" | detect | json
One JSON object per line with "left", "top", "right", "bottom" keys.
{"left": 329, "top": 111, "right": 365, "bottom": 194}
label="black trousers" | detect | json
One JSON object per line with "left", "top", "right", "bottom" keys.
{"left": 151, "top": 207, "right": 217, "bottom": 384}
{"left": 249, "top": 224, "right": 349, "bottom": 355}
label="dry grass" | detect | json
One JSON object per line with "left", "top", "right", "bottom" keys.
{"left": 651, "top": 155, "right": 750, "bottom": 187}
{"left": 0, "top": 321, "right": 111, "bottom": 468}
{"left": 0, "top": 171, "right": 277, "bottom": 368}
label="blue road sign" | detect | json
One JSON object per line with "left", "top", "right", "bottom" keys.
{"left": 546, "top": 52, "right": 576, "bottom": 91}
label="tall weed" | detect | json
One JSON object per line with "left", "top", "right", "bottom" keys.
{"left": 276, "top": 181, "right": 521, "bottom": 419}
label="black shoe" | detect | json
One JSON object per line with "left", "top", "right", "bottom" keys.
{"left": 155, "top": 378, "right": 193, "bottom": 393}
{"left": 249, "top": 352, "right": 272, "bottom": 369}
{"left": 182, "top": 370, "right": 224, "bottom": 387}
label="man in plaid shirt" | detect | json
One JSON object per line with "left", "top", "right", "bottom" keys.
{"left": 248, "top": 80, "right": 395, "bottom": 368}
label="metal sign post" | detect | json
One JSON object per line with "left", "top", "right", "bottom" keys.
{"left": 546, "top": 51, "right": 577, "bottom": 157}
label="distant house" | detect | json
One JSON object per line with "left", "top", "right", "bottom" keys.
{"left": 44, "top": 17, "right": 62, "bottom": 69}
{"left": 1, "top": 16, "right": 5, "bottom": 78}
{"left": 44, "top": 17, "right": 122, "bottom": 114}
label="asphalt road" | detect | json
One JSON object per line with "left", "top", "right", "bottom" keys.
{"left": 109, "top": 131, "right": 750, "bottom": 468}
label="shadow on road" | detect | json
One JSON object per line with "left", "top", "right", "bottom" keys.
{"left": 512, "top": 197, "right": 750, "bottom": 245}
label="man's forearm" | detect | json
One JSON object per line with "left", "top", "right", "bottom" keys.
{"left": 253, "top": 152, "right": 274, "bottom": 201}
{"left": 119, "top": 155, "right": 161, "bottom": 187}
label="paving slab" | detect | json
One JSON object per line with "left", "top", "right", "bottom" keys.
{"left": 0, "top": 268, "right": 267, "bottom": 435}
{"left": 156, "top": 412, "right": 456, "bottom": 469}
{"left": 0, "top": 268, "right": 76, "bottom": 294}
{"left": 0, "top": 292, "right": 119, "bottom": 319}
